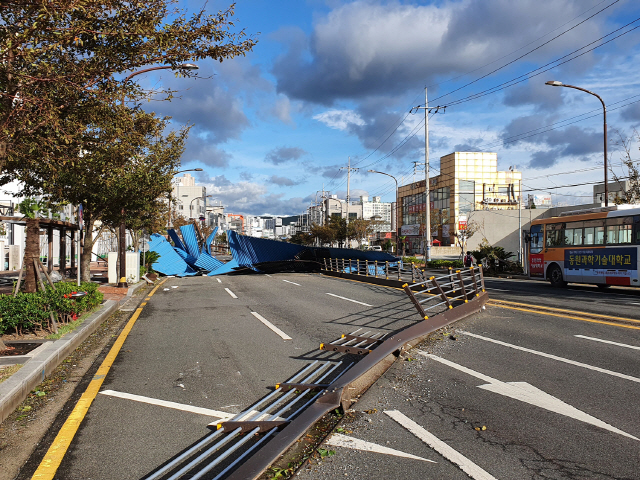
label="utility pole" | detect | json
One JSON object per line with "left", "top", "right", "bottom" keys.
{"left": 341, "top": 156, "right": 359, "bottom": 226}
{"left": 411, "top": 88, "right": 445, "bottom": 263}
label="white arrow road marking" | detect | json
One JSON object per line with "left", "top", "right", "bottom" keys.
{"left": 461, "top": 331, "right": 640, "bottom": 384}
{"left": 99, "top": 390, "right": 234, "bottom": 421}
{"left": 325, "top": 433, "right": 435, "bottom": 463}
{"left": 575, "top": 335, "right": 640, "bottom": 351}
{"left": 326, "top": 293, "right": 373, "bottom": 307}
{"left": 419, "top": 352, "right": 639, "bottom": 441}
{"left": 224, "top": 288, "right": 238, "bottom": 299}
{"left": 282, "top": 279, "right": 301, "bottom": 286}
{"left": 385, "top": 410, "right": 496, "bottom": 480}
{"left": 251, "top": 312, "right": 292, "bottom": 340}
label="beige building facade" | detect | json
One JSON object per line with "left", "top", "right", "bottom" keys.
{"left": 398, "top": 152, "right": 522, "bottom": 252}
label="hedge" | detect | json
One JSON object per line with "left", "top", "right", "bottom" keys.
{"left": 0, "top": 281, "right": 103, "bottom": 335}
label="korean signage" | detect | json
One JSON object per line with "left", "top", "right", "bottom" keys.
{"left": 529, "top": 253, "right": 544, "bottom": 277}
{"left": 401, "top": 224, "right": 421, "bottom": 236}
{"left": 564, "top": 248, "right": 638, "bottom": 283}
{"left": 458, "top": 215, "right": 467, "bottom": 231}
{"left": 564, "top": 248, "right": 637, "bottom": 269}
{"left": 407, "top": 203, "right": 425, "bottom": 213}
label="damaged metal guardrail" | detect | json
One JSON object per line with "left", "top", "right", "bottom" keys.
{"left": 146, "top": 266, "right": 487, "bottom": 479}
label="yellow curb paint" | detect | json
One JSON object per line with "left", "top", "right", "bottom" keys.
{"left": 490, "top": 303, "right": 640, "bottom": 331}
{"left": 140, "top": 302, "right": 147, "bottom": 307}
{"left": 32, "top": 279, "right": 167, "bottom": 480}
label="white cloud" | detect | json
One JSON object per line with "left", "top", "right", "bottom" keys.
{"left": 313, "top": 109, "right": 365, "bottom": 130}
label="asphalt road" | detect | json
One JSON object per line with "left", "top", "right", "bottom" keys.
{"left": 18, "top": 273, "right": 640, "bottom": 479}
{"left": 298, "top": 277, "right": 640, "bottom": 480}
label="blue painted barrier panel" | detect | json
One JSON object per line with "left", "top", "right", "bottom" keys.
{"left": 195, "top": 252, "right": 225, "bottom": 272}
{"left": 180, "top": 224, "right": 201, "bottom": 259}
{"left": 167, "top": 229, "right": 187, "bottom": 253}
{"left": 207, "top": 258, "right": 242, "bottom": 276}
{"left": 227, "top": 230, "right": 305, "bottom": 266}
{"left": 203, "top": 227, "right": 218, "bottom": 255}
{"left": 147, "top": 234, "right": 197, "bottom": 276}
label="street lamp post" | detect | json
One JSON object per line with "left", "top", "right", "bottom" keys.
{"left": 368, "top": 169, "right": 398, "bottom": 249}
{"left": 190, "top": 195, "right": 213, "bottom": 220}
{"left": 545, "top": 80, "right": 608, "bottom": 206}
{"left": 117, "top": 64, "right": 199, "bottom": 288}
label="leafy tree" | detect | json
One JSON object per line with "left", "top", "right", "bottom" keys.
{"left": 310, "top": 222, "right": 336, "bottom": 246}
{"left": 288, "top": 231, "right": 313, "bottom": 246}
{"left": 0, "top": 1, "right": 257, "bottom": 289}
{"left": 0, "top": 1, "right": 257, "bottom": 175}
{"left": 347, "top": 218, "right": 375, "bottom": 247}
{"left": 612, "top": 129, "right": 640, "bottom": 204}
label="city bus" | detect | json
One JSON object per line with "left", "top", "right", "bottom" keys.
{"left": 528, "top": 205, "right": 640, "bottom": 288}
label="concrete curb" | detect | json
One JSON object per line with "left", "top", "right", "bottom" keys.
{"left": 0, "top": 281, "right": 147, "bottom": 424}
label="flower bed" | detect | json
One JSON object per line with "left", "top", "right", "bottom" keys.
{"left": 0, "top": 282, "right": 103, "bottom": 335}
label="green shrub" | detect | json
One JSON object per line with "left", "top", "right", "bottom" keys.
{"left": 402, "top": 256, "right": 420, "bottom": 264}
{"left": 426, "top": 259, "right": 464, "bottom": 269}
{"left": 0, "top": 282, "right": 103, "bottom": 335}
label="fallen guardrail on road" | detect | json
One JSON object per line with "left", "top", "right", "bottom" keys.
{"left": 144, "top": 266, "right": 487, "bottom": 479}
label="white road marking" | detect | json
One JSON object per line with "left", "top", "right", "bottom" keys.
{"left": 575, "top": 335, "right": 640, "bottom": 351}
{"left": 326, "top": 293, "right": 373, "bottom": 307}
{"left": 265, "top": 274, "right": 272, "bottom": 277}
{"left": 216, "top": 278, "right": 221, "bottom": 283}
{"left": 485, "top": 288, "right": 510, "bottom": 292}
{"left": 99, "top": 390, "right": 234, "bottom": 421}
{"left": 206, "top": 410, "right": 286, "bottom": 428}
{"left": 225, "top": 288, "right": 238, "bottom": 299}
{"left": 420, "top": 352, "right": 639, "bottom": 441}
{"left": 461, "top": 331, "right": 640, "bottom": 384}
{"left": 385, "top": 410, "right": 497, "bottom": 480}
{"left": 325, "top": 433, "right": 435, "bottom": 463}
{"left": 251, "top": 312, "right": 292, "bottom": 340}
{"left": 282, "top": 279, "right": 301, "bottom": 286}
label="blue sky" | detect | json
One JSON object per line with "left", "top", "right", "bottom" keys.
{"left": 139, "top": 0, "right": 640, "bottom": 216}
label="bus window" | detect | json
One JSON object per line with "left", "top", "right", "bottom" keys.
{"left": 545, "top": 223, "right": 563, "bottom": 247}
{"left": 530, "top": 224, "right": 543, "bottom": 253}
{"left": 565, "top": 222, "right": 583, "bottom": 246}
{"left": 584, "top": 219, "right": 604, "bottom": 245}
{"left": 635, "top": 216, "right": 640, "bottom": 244}
{"left": 606, "top": 217, "right": 633, "bottom": 244}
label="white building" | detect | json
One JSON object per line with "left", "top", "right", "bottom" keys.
{"left": 171, "top": 173, "right": 208, "bottom": 224}
{"left": 357, "top": 195, "right": 392, "bottom": 233}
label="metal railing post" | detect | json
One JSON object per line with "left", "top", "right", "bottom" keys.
{"left": 456, "top": 270, "right": 468, "bottom": 302}
{"left": 431, "top": 276, "right": 452, "bottom": 309}
{"left": 365, "top": 260, "right": 369, "bottom": 277}
{"left": 411, "top": 263, "right": 415, "bottom": 283}
{"left": 374, "top": 260, "right": 378, "bottom": 278}
{"left": 357, "top": 259, "right": 360, "bottom": 276}
{"left": 385, "top": 261, "right": 389, "bottom": 280}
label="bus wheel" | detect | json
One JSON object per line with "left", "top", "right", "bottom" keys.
{"left": 548, "top": 265, "right": 567, "bottom": 288}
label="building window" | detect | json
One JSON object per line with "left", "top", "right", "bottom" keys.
{"left": 458, "top": 180, "right": 475, "bottom": 214}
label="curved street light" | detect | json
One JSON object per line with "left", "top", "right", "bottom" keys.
{"left": 368, "top": 169, "right": 399, "bottom": 246}
{"left": 190, "top": 195, "right": 213, "bottom": 220}
{"left": 118, "top": 64, "right": 199, "bottom": 288}
{"left": 545, "top": 80, "right": 608, "bottom": 206}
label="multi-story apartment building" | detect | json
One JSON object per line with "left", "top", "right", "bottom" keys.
{"left": 398, "top": 152, "right": 521, "bottom": 252}
{"left": 171, "top": 173, "right": 208, "bottom": 224}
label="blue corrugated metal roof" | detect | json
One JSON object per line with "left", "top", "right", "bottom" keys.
{"left": 167, "top": 229, "right": 187, "bottom": 252}
{"left": 180, "top": 224, "right": 201, "bottom": 259}
{"left": 203, "top": 227, "right": 218, "bottom": 255}
{"left": 148, "top": 234, "right": 197, "bottom": 276}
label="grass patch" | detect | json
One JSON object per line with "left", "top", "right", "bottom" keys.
{"left": 0, "top": 364, "right": 23, "bottom": 384}
{"left": 46, "top": 309, "right": 95, "bottom": 340}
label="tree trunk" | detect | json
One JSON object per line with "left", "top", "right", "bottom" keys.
{"left": 21, "top": 219, "right": 40, "bottom": 293}
{"left": 80, "top": 214, "right": 95, "bottom": 282}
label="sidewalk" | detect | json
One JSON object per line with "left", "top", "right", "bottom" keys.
{"left": 0, "top": 278, "right": 149, "bottom": 424}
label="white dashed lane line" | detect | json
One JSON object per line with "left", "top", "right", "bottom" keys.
{"left": 251, "top": 312, "right": 292, "bottom": 340}
{"left": 225, "top": 288, "right": 238, "bottom": 299}
{"left": 326, "top": 293, "right": 373, "bottom": 307}
{"left": 282, "top": 280, "right": 301, "bottom": 286}
{"left": 575, "top": 334, "right": 640, "bottom": 350}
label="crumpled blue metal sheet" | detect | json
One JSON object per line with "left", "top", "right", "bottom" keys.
{"left": 167, "top": 229, "right": 187, "bottom": 252}
{"left": 325, "top": 247, "right": 397, "bottom": 262}
{"left": 227, "top": 230, "right": 305, "bottom": 267}
{"left": 173, "top": 247, "right": 199, "bottom": 266}
{"left": 147, "top": 234, "right": 197, "bottom": 276}
{"left": 195, "top": 252, "right": 225, "bottom": 272}
{"left": 180, "top": 224, "right": 201, "bottom": 259}
{"left": 207, "top": 258, "right": 242, "bottom": 276}
{"left": 203, "top": 227, "right": 218, "bottom": 255}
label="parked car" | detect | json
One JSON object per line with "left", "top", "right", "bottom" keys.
{"left": 369, "top": 245, "right": 382, "bottom": 251}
